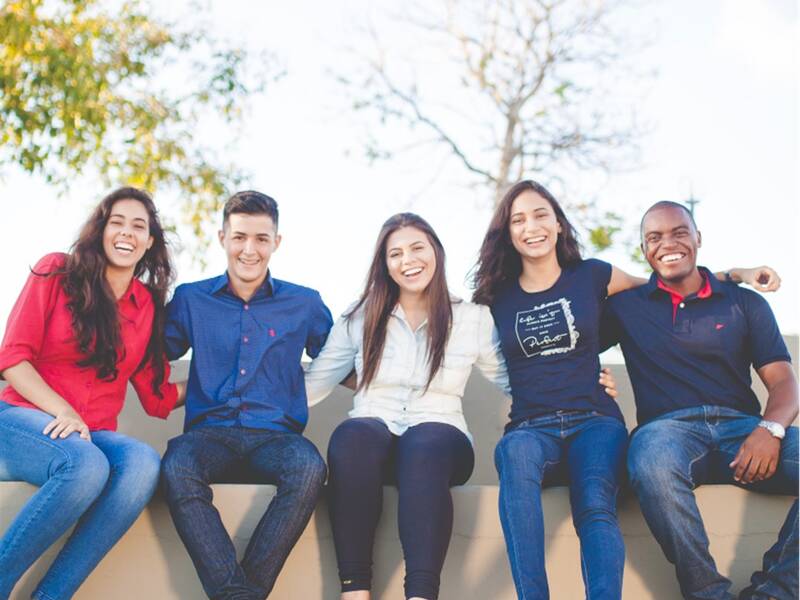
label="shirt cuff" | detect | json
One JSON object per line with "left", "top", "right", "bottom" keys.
{"left": 0, "top": 347, "right": 34, "bottom": 380}
{"left": 151, "top": 382, "right": 179, "bottom": 419}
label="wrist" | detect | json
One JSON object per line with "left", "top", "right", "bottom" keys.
{"left": 725, "top": 269, "right": 741, "bottom": 284}
{"left": 757, "top": 420, "right": 786, "bottom": 440}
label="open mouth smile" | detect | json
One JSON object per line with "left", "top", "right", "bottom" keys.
{"left": 659, "top": 252, "right": 686, "bottom": 264}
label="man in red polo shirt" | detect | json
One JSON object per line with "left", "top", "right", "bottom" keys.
{"left": 603, "top": 201, "right": 798, "bottom": 600}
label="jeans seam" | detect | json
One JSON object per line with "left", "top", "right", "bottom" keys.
{"left": 686, "top": 448, "right": 710, "bottom": 488}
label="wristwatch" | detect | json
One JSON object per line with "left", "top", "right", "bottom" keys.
{"left": 757, "top": 420, "right": 786, "bottom": 439}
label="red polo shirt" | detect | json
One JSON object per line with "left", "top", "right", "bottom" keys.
{"left": 0, "top": 253, "right": 177, "bottom": 430}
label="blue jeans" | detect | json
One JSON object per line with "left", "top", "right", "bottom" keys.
{"left": 160, "top": 425, "right": 327, "bottom": 600}
{"left": 0, "top": 402, "right": 161, "bottom": 600}
{"left": 628, "top": 406, "right": 799, "bottom": 600}
{"left": 495, "top": 410, "right": 628, "bottom": 600}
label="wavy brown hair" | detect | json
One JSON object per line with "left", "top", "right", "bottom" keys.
{"left": 43, "top": 187, "right": 174, "bottom": 393}
{"left": 471, "top": 180, "right": 582, "bottom": 305}
{"left": 346, "top": 213, "right": 456, "bottom": 392}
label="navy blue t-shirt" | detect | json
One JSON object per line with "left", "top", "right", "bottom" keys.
{"left": 491, "top": 258, "right": 623, "bottom": 428}
{"left": 602, "top": 268, "right": 791, "bottom": 426}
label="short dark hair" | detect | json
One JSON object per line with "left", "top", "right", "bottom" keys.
{"left": 640, "top": 200, "right": 697, "bottom": 240}
{"left": 222, "top": 190, "right": 279, "bottom": 228}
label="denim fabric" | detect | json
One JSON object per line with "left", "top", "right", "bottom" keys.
{"left": 628, "top": 406, "right": 799, "bottom": 600}
{"left": 160, "top": 426, "right": 326, "bottom": 600}
{"left": 0, "top": 402, "right": 161, "bottom": 600}
{"left": 326, "top": 418, "right": 474, "bottom": 600}
{"left": 495, "top": 410, "right": 628, "bottom": 599}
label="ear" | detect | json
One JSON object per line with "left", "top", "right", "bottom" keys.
{"left": 273, "top": 233, "right": 282, "bottom": 251}
{"left": 696, "top": 230, "right": 702, "bottom": 248}
{"left": 218, "top": 229, "right": 226, "bottom": 247}
{"left": 146, "top": 236, "right": 154, "bottom": 250}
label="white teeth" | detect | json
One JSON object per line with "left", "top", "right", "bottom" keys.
{"left": 403, "top": 267, "right": 423, "bottom": 277}
{"left": 114, "top": 242, "right": 134, "bottom": 253}
{"left": 525, "top": 236, "right": 546, "bottom": 244}
{"left": 661, "top": 253, "right": 685, "bottom": 263}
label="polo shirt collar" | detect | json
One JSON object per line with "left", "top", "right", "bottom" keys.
{"left": 210, "top": 271, "right": 275, "bottom": 299}
{"left": 647, "top": 266, "right": 723, "bottom": 300}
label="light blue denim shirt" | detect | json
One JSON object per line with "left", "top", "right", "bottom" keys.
{"left": 304, "top": 299, "right": 510, "bottom": 443}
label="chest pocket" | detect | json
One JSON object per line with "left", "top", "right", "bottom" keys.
{"left": 434, "top": 352, "right": 473, "bottom": 393}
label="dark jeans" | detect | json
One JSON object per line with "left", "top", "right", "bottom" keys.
{"left": 327, "top": 418, "right": 474, "bottom": 600}
{"left": 160, "top": 425, "right": 326, "bottom": 600}
{"left": 628, "top": 406, "right": 799, "bottom": 600}
{"left": 495, "top": 410, "right": 628, "bottom": 600}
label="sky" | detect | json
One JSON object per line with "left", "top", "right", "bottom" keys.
{"left": 1, "top": 0, "right": 797, "bottom": 346}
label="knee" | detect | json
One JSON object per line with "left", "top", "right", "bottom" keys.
{"left": 494, "top": 431, "right": 545, "bottom": 479}
{"left": 285, "top": 439, "right": 327, "bottom": 494}
{"left": 571, "top": 477, "right": 619, "bottom": 529}
{"left": 627, "top": 431, "right": 685, "bottom": 495}
{"left": 160, "top": 439, "right": 201, "bottom": 497}
{"left": 56, "top": 441, "right": 110, "bottom": 501}
{"left": 328, "top": 419, "right": 384, "bottom": 468}
{"left": 118, "top": 442, "right": 161, "bottom": 497}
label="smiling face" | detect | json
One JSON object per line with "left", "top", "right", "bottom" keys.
{"left": 508, "top": 190, "right": 562, "bottom": 261}
{"left": 102, "top": 199, "right": 154, "bottom": 274}
{"left": 219, "top": 212, "right": 281, "bottom": 292}
{"left": 385, "top": 226, "right": 437, "bottom": 298}
{"left": 641, "top": 205, "right": 702, "bottom": 286}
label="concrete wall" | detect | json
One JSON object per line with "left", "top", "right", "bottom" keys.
{"left": 1, "top": 335, "right": 797, "bottom": 599}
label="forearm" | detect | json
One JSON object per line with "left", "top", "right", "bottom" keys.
{"left": 1, "top": 361, "right": 76, "bottom": 417}
{"left": 762, "top": 375, "right": 799, "bottom": 428}
{"left": 173, "top": 380, "right": 187, "bottom": 408}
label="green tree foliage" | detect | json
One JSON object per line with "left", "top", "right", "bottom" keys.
{"left": 0, "top": 0, "right": 278, "bottom": 246}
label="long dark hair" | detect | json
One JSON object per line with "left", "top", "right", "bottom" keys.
{"left": 471, "top": 180, "right": 582, "bottom": 305}
{"left": 346, "top": 213, "right": 455, "bottom": 392}
{"left": 55, "top": 187, "right": 174, "bottom": 393}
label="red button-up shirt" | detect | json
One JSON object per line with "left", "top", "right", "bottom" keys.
{"left": 0, "top": 253, "right": 177, "bottom": 430}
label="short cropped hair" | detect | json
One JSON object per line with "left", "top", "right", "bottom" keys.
{"left": 640, "top": 200, "right": 697, "bottom": 240}
{"left": 222, "top": 190, "right": 279, "bottom": 229}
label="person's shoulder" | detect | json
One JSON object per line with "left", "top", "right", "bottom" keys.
{"left": 454, "top": 299, "right": 494, "bottom": 326}
{"left": 579, "top": 257, "right": 611, "bottom": 270}
{"left": 172, "top": 275, "right": 222, "bottom": 299}
{"left": 272, "top": 277, "right": 322, "bottom": 300}
{"left": 272, "top": 279, "right": 328, "bottom": 315}
{"left": 32, "top": 252, "right": 68, "bottom": 272}
{"left": 730, "top": 284, "right": 771, "bottom": 313}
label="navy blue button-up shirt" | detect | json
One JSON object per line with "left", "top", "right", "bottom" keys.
{"left": 602, "top": 267, "right": 790, "bottom": 426}
{"left": 165, "top": 272, "right": 333, "bottom": 432}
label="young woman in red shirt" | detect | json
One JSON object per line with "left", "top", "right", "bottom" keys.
{"left": 0, "top": 188, "right": 181, "bottom": 600}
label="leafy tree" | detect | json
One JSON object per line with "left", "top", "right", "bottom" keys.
{"left": 338, "top": 0, "right": 650, "bottom": 251}
{"left": 0, "top": 0, "right": 279, "bottom": 246}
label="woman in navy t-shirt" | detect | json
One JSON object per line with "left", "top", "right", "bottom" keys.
{"left": 471, "top": 180, "right": 773, "bottom": 599}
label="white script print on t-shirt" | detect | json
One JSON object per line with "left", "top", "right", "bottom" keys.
{"left": 515, "top": 298, "right": 580, "bottom": 358}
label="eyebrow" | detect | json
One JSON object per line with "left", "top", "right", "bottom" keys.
{"left": 231, "top": 230, "right": 271, "bottom": 237}
{"left": 110, "top": 213, "right": 147, "bottom": 224}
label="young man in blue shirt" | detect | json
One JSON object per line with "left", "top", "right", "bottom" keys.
{"left": 604, "top": 201, "right": 798, "bottom": 600}
{"left": 161, "top": 191, "right": 333, "bottom": 599}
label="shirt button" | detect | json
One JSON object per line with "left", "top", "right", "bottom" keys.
{"left": 240, "top": 368, "right": 246, "bottom": 375}
{"left": 243, "top": 336, "right": 249, "bottom": 343}
{"left": 679, "top": 302, "right": 685, "bottom": 308}
{"left": 244, "top": 304, "right": 249, "bottom": 311}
